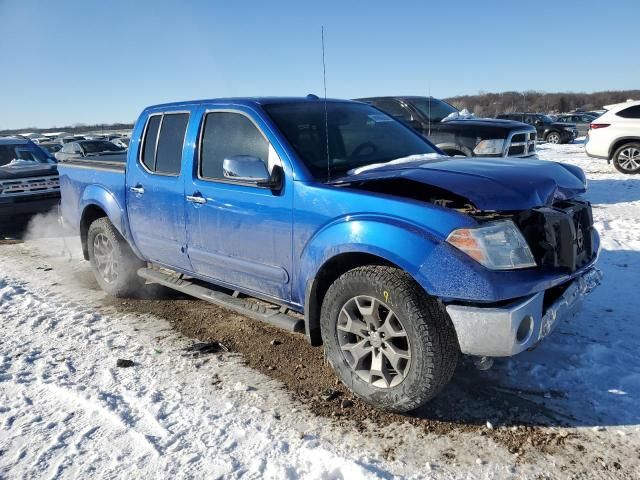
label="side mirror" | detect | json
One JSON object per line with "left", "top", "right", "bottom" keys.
{"left": 222, "top": 155, "right": 283, "bottom": 190}
{"left": 534, "top": 120, "right": 543, "bottom": 127}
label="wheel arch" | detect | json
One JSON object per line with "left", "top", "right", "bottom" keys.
{"left": 78, "top": 185, "right": 143, "bottom": 261}
{"left": 609, "top": 137, "right": 640, "bottom": 159}
{"left": 80, "top": 204, "right": 108, "bottom": 260}
{"left": 304, "top": 252, "right": 408, "bottom": 346}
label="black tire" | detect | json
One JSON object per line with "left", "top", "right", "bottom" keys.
{"left": 320, "top": 265, "right": 459, "bottom": 412}
{"left": 612, "top": 142, "right": 640, "bottom": 174}
{"left": 545, "top": 131, "right": 561, "bottom": 144}
{"left": 87, "top": 217, "right": 145, "bottom": 297}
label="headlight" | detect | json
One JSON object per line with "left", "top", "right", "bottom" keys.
{"left": 447, "top": 220, "right": 536, "bottom": 270}
{"left": 473, "top": 139, "right": 505, "bottom": 156}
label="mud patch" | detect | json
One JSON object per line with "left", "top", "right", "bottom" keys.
{"left": 106, "top": 293, "right": 598, "bottom": 464}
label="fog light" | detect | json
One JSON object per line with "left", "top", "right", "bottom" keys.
{"left": 516, "top": 315, "right": 533, "bottom": 343}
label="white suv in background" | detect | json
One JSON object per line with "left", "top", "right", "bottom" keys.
{"left": 585, "top": 100, "right": 640, "bottom": 174}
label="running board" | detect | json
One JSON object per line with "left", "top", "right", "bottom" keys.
{"left": 138, "top": 267, "right": 305, "bottom": 333}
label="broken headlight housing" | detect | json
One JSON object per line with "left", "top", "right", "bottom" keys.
{"left": 473, "top": 139, "right": 504, "bottom": 156}
{"left": 447, "top": 220, "right": 537, "bottom": 270}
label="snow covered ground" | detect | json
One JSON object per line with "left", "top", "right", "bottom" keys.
{"left": 1, "top": 142, "right": 639, "bottom": 479}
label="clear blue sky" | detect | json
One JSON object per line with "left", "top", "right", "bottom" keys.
{"left": 1, "top": 0, "right": 638, "bottom": 129}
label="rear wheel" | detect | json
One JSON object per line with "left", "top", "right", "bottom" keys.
{"left": 87, "top": 217, "right": 145, "bottom": 297}
{"left": 320, "top": 265, "right": 459, "bottom": 412}
{"left": 545, "top": 131, "right": 561, "bottom": 144}
{"left": 613, "top": 143, "right": 640, "bottom": 174}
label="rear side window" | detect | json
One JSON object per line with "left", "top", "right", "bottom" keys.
{"left": 140, "top": 113, "right": 188, "bottom": 174}
{"left": 155, "top": 113, "right": 189, "bottom": 174}
{"left": 141, "top": 115, "right": 161, "bottom": 171}
{"left": 200, "top": 112, "right": 269, "bottom": 179}
{"left": 617, "top": 105, "right": 640, "bottom": 119}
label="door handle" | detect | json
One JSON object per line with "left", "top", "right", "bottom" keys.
{"left": 186, "top": 193, "right": 206, "bottom": 204}
{"left": 130, "top": 185, "right": 145, "bottom": 195}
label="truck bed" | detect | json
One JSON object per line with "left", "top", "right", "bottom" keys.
{"left": 57, "top": 152, "right": 127, "bottom": 235}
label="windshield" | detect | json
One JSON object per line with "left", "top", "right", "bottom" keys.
{"left": 81, "top": 141, "right": 125, "bottom": 154}
{"left": 264, "top": 102, "right": 438, "bottom": 181}
{"left": 540, "top": 115, "right": 554, "bottom": 124}
{"left": 0, "top": 144, "right": 50, "bottom": 166}
{"left": 410, "top": 98, "right": 458, "bottom": 123}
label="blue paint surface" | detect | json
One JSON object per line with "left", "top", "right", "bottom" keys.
{"left": 58, "top": 97, "right": 599, "bottom": 311}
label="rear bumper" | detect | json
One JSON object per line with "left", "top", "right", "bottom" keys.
{"left": 445, "top": 267, "right": 603, "bottom": 357}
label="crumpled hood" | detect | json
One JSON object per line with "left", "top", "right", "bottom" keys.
{"left": 331, "top": 157, "right": 587, "bottom": 211}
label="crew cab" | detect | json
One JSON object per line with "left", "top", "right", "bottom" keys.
{"left": 497, "top": 113, "right": 578, "bottom": 144}
{"left": 357, "top": 96, "right": 537, "bottom": 157}
{"left": 58, "top": 97, "right": 602, "bottom": 412}
{"left": 0, "top": 137, "right": 60, "bottom": 221}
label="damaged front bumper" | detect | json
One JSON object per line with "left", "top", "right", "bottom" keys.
{"left": 445, "top": 267, "right": 603, "bottom": 357}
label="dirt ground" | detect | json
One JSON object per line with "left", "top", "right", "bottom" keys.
{"left": 104, "top": 290, "right": 625, "bottom": 474}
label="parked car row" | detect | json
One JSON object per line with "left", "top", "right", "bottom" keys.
{"left": 496, "top": 112, "right": 578, "bottom": 144}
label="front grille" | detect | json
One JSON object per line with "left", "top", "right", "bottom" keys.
{"left": 515, "top": 199, "right": 596, "bottom": 272}
{"left": 0, "top": 175, "right": 60, "bottom": 197}
{"left": 505, "top": 130, "right": 536, "bottom": 157}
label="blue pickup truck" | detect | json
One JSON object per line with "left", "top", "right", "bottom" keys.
{"left": 58, "top": 97, "right": 602, "bottom": 411}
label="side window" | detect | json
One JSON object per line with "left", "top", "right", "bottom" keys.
{"left": 141, "top": 115, "right": 162, "bottom": 171}
{"left": 200, "top": 112, "right": 269, "bottom": 180}
{"left": 373, "top": 101, "right": 412, "bottom": 122}
{"left": 617, "top": 105, "right": 640, "bottom": 119}
{"left": 155, "top": 113, "right": 189, "bottom": 175}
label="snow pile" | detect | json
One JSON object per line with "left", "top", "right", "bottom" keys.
{"left": 2, "top": 159, "right": 39, "bottom": 168}
{"left": 0, "top": 275, "right": 393, "bottom": 478}
{"left": 347, "top": 153, "right": 445, "bottom": 175}
{"left": 441, "top": 109, "right": 475, "bottom": 122}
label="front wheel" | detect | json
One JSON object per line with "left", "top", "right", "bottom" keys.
{"left": 320, "top": 265, "right": 459, "bottom": 412}
{"left": 613, "top": 143, "right": 640, "bottom": 174}
{"left": 545, "top": 131, "right": 561, "bottom": 144}
{"left": 87, "top": 217, "right": 145, "bottom": 297}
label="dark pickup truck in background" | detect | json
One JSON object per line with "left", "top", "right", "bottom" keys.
{"left": 0, "top": 137, "right": 60, "bottom": 223}
{"left": 497, "top": 113, "right": 578, "bottom": 144}
{"left": 356, "top": 96, "right": 537, "bottom": 158}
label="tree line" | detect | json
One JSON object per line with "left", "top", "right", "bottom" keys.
{"left": 444, "top": 90, "right": 640, "bottom": 117}
{"left": 0, "top": 122, "right": 135, "bottom": 136}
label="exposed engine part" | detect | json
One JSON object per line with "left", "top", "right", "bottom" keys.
{"left": 347, "top": 178, "right": 481, "bottom": 213}
{"left": 514, "top": 199, "right": 595, "bottom": 272}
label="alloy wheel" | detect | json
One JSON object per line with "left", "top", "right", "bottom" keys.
{"left": 336, "top": 295, "right": 411, "bottom": 388}
{"left": 618, "top": 147, "right": 640, "bottom": 172}
{"left": 547, "top": 133, "right": 560, "bottom": 144}
{"left": 93, "top": 233, "right": 118, "bottom": 283}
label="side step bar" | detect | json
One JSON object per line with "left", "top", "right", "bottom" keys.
{"left": 138, "top": 268, "right": 305, "bottom": 333}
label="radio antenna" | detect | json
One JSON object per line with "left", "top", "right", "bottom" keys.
{"left": 322, "top": 26, "right": 330, "bottom": 182}
{"left": 428, "top": 83, "right": 432, "bottom": 136}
